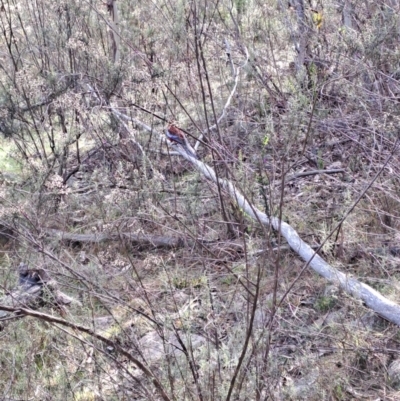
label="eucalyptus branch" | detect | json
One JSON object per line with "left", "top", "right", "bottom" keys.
{"left": 171, "top": 142, "right": 400, "bottom": 326}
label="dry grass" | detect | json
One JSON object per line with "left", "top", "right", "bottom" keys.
{"left": 1, "top": 0, "right": 400, "bottom": 400}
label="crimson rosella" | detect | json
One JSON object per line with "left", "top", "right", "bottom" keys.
{"left": 165, "top": 124, "right": 197, "bottom": 159}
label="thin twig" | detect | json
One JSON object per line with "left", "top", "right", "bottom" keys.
{"left": 0, "top": 305, "right": 172, "bottom": 401}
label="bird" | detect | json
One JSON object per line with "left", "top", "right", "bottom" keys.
{"left": 165, "top": 123, "right": 198, "bottom": 159}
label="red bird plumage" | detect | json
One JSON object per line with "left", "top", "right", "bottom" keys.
{"left": 166, "top": 124, "right": 187, "bottom": 146}
{"left": 165, "top": 124, "right": 197, "bottom": 159}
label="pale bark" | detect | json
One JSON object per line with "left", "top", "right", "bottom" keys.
{"left": 171, "top": 146, "right": 400, "bottom": 326}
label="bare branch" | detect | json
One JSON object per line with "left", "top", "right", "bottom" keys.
{"left": 0, "top": 304, "right": 172, "bottom": 401}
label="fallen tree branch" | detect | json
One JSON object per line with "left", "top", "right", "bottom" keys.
{"left": 45, "top": 228, "right": 184, "bottom": 248}
{"left": 282, "top": 168, "right": 345, "bottom": 183}
{"left": 170, "top": 144, "right": 400, "bottom": 326}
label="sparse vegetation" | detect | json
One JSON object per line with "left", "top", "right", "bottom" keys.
{"left": 1, "top": 0, "right": 400, "bottom": 400}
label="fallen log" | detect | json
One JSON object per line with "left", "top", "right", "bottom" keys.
{"left": 45, "top": 229, "right": 184, "bottom": 249}
{"left": 170, "top": 142, "right": 400, "bottom": 326}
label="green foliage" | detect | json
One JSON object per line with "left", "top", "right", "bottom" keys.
{"left": 333, "top": 383, "right": 345, "bottom": 400}
{"left": 0, "top": 0, "right": 400, "bottom": 399}
{"left": 314, "top": 295, "right": 337, "bottom": 312}
{"left": 234, "top": 0, "right": 246, "bottom": 16}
